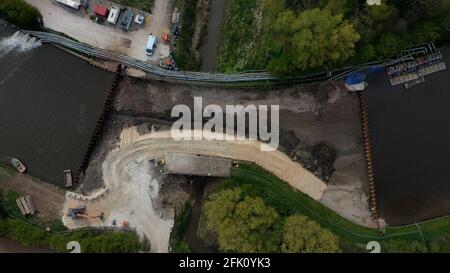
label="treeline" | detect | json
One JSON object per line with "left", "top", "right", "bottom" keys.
{"left": 203, "top": 187, "right": 341, "bottom": 253}
{"left": 218, "top": 0, "right": 450, "bottom": 76}
{"left": 0, "top": 0, "right": 42, "bottom": 29}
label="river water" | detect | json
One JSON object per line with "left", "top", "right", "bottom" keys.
{"left": 0, "top": 22, "right": 115, "bottom": 186}
{"left": 199, "top": 0, "right": 226, "bottom": 72}
{"left": 365, "top": 47, "right": 450, "bottom": 225}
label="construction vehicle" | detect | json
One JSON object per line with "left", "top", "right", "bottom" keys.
{"left": 68, "top": 206, "right": 104, "bottom": 220}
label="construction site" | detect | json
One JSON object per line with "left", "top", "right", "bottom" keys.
{"left": 42, "top": 72, "right": 373, "bottom": 253}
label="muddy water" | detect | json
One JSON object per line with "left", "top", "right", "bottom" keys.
{"left": 199, "top": 0, "right": 226, "bottom": 72}
{"left": 365, "top": 47, "right": 450, "bottom": 225}
{"left": 0, "top": 23, "right": 115, "bottom": 185}
{"left": 0, "top": 237, "right": 53, "bottom": 253}
{"left": 183, "top": 178, "right": 217, "bottom": 253}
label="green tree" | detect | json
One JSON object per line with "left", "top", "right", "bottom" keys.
{"left": 0, "top": 0, "right": 42, "bottom": 29}
{"left": 204, "top": 188, "right": 281, "bottom": 253}
{"left": 281, "top": 215, "right": 340, "bottom": 253}
{"left": 268, "top": 8, "right": 360, "bottom": 75}
{"left": 375, "top": 32, "right": 401, "bottom": 58}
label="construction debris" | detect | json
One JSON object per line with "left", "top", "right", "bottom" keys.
{"left": 15, "top": 195, "right": 36, "bottom": 216}
{"left": 163, "top": 153, "right": 232, "bottom": 178}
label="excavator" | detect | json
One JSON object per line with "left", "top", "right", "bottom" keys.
{"left": 68, "top": 207, "right": 104, "bottom": 220}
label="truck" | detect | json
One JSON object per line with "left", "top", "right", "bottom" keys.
{"left": 120, "top": 8, "right": 134, "bottom": 31}
{"left": 56, "top": 0, "right": 81, "bottom": 10}
{"left": 146, "top": 34, "right": 157, "bottom": 56}
{"left": 107, "top": 5, "right": 120, "bottom": 25}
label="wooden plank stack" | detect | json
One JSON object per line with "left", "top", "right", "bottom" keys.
{"left": 15, "top": 195, "right": 36, "bottom": 216}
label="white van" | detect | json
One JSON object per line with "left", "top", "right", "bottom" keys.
{"left": 107, "top": 5, "right": 120, "bottom": 25}
{"left": 146, "top": 34, "right": 157, "bottom": 56}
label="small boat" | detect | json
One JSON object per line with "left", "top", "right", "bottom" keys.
{"left": 11, "top": 158, "right": 26, "bottom": 173}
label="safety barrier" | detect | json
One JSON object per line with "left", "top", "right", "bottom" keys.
{"left": 357, "top": 91, "right": 379, "bottom": 219}
{"left": 22, "top": 30, "right": 395, "bottom": 85}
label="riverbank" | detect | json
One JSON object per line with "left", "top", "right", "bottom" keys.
{"left": 0, "top": 237, "right": 53, "bottom": 253}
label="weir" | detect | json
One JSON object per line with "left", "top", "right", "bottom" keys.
{"left": 74, "top": 64, "right": 125, "bottom": 186}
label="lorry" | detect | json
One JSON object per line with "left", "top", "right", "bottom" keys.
{"left": 146, "top": 34, "right": 157, "bottom": 56}
{"left": 120, "top": 8, "right": 134, "bottom": 31}
{"left": 56, "top": 0, "right": 81, "bottom": 10}
{"left": 107, "top": 5, "right": 120, "bottom": 25}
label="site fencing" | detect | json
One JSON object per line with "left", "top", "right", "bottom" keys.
{"left": 23, "top": 30, "right": 396, "bottom": 85}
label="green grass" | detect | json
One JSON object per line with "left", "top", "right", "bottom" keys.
{"left": 118, "top": 0, "right": 154, "bottom": 13}
{"left": 217, "top": 0, "right": 265, "bottom": 73}
{"left": 220, "top": 163, "right": 450, "bottom": 251}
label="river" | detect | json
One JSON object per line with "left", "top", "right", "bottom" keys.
{"left": 199, "top": 0, "right": 226, "bottom": 72}
{"left": 0, "top": 22, "right": 115, "bottom": 186}
{"left": 365, "top": 47, "right": 450, "bottom": 225}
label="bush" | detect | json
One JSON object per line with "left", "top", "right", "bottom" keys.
{"left": 170, "top": 203, "right": 191, "bottom": 253}
{"left": 381, "top": 240, "right": 427, "bottom": 253}
{"left": 0, "top": 218, "right": 142, "bottom": 253}
{"left": 0, "top": 0, "right": 42, "bottom": 29}
{"left": 429, "top": 236, "right": 450, "bottom": 253}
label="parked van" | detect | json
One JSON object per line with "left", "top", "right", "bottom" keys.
{"left": 146, "top": 34, "right": 157, "bottom": 56}
{"left": 108, "top": 5, "right": 120, "bottom": 25}
{"left": 120, "top": 8, "right": 133, "bottom": 31}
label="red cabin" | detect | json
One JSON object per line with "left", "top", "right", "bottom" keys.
{"left": 94, "top": 4, "right": 109, "bottom": 18}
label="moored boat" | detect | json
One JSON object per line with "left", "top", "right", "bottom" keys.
{"left": 11, "top": 158, "right": 26, "bottom": 173}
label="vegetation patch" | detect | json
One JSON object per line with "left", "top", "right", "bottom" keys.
{"left": 0, "top": 0, "right": 42, "bottom": 29}
{"left": 203, "top": 187, "right": 340, "bottom": 253}
{"left": 118, "top": 0, "right": 155, "bottom": 13}
{"left": 199, "top": 163, "right": 450, "bottom": 253}
{"left": 0, "top": 218, "right": 142, "bottom": 253}
{"left": 173, "top": 0, "right": 202, "bottom": 70}
{"left": 170, "top": 202, "right": 192, "bottom": 253}
{"left": 218, "top": 0, "right": 450, "bottom": 75}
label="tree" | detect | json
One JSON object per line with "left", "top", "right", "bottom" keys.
{"left": 204, "top": 188, "right": 281, "bottom": 253}
{"left": 0, "top": 0, "right": 42, "bottom": 29}
{"left": 268, "top": 8, "right": 360, "bottom": 75}
{"left": 375, "top": 32, "right": 401, "bottom": 58}
{"left": 281, "top": 215, "right": 340, "bottom": 253}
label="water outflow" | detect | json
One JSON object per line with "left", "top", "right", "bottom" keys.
{"left": 0, "top": 31, "right": 42, "bottom": 57}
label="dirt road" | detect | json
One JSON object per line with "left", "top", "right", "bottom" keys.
{"left": 62, "top": 127, "right": 326, "bottom": 253}
{"left": 25, "top": 0, "right": 170, "bottom": 62}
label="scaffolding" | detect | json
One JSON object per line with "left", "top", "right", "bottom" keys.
{"left": 386, "top": 43, "right": 447, "bottom": 89}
